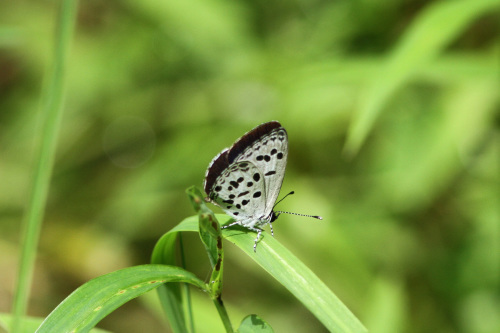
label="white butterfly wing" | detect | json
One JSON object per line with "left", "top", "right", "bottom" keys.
{"left": 206, "top": 159, "right": 267, "bottom": 226}
{"left": 233, "top": 127, "right": 288, "bottom": 217}
{"left": 204, "top": 121, "right": 287, "bottom": 225}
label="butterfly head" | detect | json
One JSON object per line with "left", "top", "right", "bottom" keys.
{"left": 269, "top": 211, "right": 280, "bottom": 223}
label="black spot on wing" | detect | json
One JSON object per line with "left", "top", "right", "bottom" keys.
{"left": 238, "top": 191, "right": 249, "bottom": 197}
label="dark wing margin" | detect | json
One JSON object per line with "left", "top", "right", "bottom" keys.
{"left": 204, "top": 121, "right": 283, "bottom": 196}
{"left": 204, "top": 149, "right": 229, "bottom": 195}
{"left": 227, "top": 121, "right": 282, "bottom": 163}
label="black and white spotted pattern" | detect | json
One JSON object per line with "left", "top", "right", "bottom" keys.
{"left": 207, "top": 160, "right": 267, "bottom": 223}
{"left": 204, "top": 121, "right": 288, "bottom": 250}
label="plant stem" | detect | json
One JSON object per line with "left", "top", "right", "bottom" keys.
{"left": 10, "top": 1, "right": 78, "bottom": 332}
{"left": 179, "top": 234, "right": 195, "bottom": 333}
{"left": 212, "top": 296, "right": 233, "bottom": 333}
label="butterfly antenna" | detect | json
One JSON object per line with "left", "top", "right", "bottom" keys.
{"left": 276, "top": 211, "right": 323, "bottom": 220}
{"left": 273, "top": 191, "right": 295, "bottom": 209}
{"left": 273, "top": 191, "right": 322, "bottom": 220}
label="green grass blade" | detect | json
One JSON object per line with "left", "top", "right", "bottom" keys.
{"left": 1, "top": 314, "right": 50, "bottom": 333}
{"left": 151, "top": 219, "right": 197, "bottom": 333}
{"left": 345, "top": 0, "right": 500, "bottom": 155}
{"left": 11, "top": 1, "right": 79, "bottom": 332}
{"left": 0, "top": 314, "right": 110, "bottom": 333}
{"left": 222, "top": 220, "right": 367, "bottom": 333}
{"left": 154, "top": 189, "right": 232, "bottom": 332}
{"left": 165, "top": 215, "right": 367, "bottom": 333}
{"left": 36, "top": 265, "right": 206, "bottom": 333}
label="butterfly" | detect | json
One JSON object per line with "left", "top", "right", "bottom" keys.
{"left": 204, "top": 121, "right": 322, "bottom": 252}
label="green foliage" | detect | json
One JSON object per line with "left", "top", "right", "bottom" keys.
{"left": 237, "top": 315, "right": 274, "bottom": 333}
{"left": 8, "top": 1, "right": 79, "bottom": 332}
{"left": 150, "top": 188, "right": 367, "bottom": 332}
{"left": 36, "top": 265, "right": 205, "bottom": 332}
{"left": 345, "top": 0, "right": 500, "bottom": 154}
{"left": 31, "top": 188, "right": 365, "bottom": 332}
{"left": 1, "top": 0, "right": 499, "bottom": 332}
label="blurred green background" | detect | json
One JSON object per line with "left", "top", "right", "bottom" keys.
{"left": 1, "top": 0, "right": 499, "bottom": 332}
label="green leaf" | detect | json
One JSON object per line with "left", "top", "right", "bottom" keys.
{"left": 1, "top": 313, "right": 44, "bottom": 333}
{"left": 345, "top": 0, "right": 500, "bottom": 155}
{"left": 200, "top": 211, "right": 224, "bottom": 297}
{"left": 187, "top": 186, "right": 224, "bottom": 296}
{"left": 222, "top": 222, "right": 367, "bottom": 333}
{"left": 151, "top": 216, "right": 199, "bottom": 265}
{"left": 237, "top": 314, "right": 274, "bottom": 333}
{"left": 156, "top": 187, "right": 232, "bottom": 332}
{"left": 0, "top": 313, "right": 110, "bottom": 333}
{"left": 164, "top": 215, "right": 367, "bottom": 333}
{"left": 36, "top": 265, "right": 206, "bottom": 333}
{"left": 151, "top": 221, "right": 198, "bottom": 333}
{"left": 11, "top": 1, "right": 79, "bottom": 332}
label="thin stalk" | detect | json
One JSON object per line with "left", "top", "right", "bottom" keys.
{"left": 10, "top": 1, "right": 78, "bottom": 332}
{"left": 179, "top": 234, "right": 195, "bottom": 333}
{"left": 212, "top": 296, "right": 233, "bottom": 333}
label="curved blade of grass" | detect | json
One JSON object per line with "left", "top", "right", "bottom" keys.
{"left": 222, "top": 221, "right": 367, "bottom": 333}
{"left": 0, "top": 313, "right": 110, "bottom": 333}
{"left": 150, "top": 220, "right": 197, "bottom": 333}
{"left": 1, "top": 314, "right": 51, "bottom": 333}
{"left": 153, "top": 187, "right": 231, "bottom": 332}
{"left": 36, "top": 265, "right": 206, "bottom": 333}
{"left": 151, "top": 215, "right": 226, "bottom": 332}
{"left": 164, "top": 215, "right": 367, "bottom": 333}
{"left": 1, "top": 314, "right": 44, "bottom": 333}
{"left": 345, "top": 0, "right": 500, "bottom": 155}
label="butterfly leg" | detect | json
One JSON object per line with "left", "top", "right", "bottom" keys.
{"left": 244, "top": 226, "right": 263, "bottom": 252}
{"left": 253, "top": 228, "right": 262, "bottom": 252}
{"left": 269, "top": 222, "right": 274, "bottom": 237}
{"left": 222, "top": 221, "right": 241, "bottom": 229}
